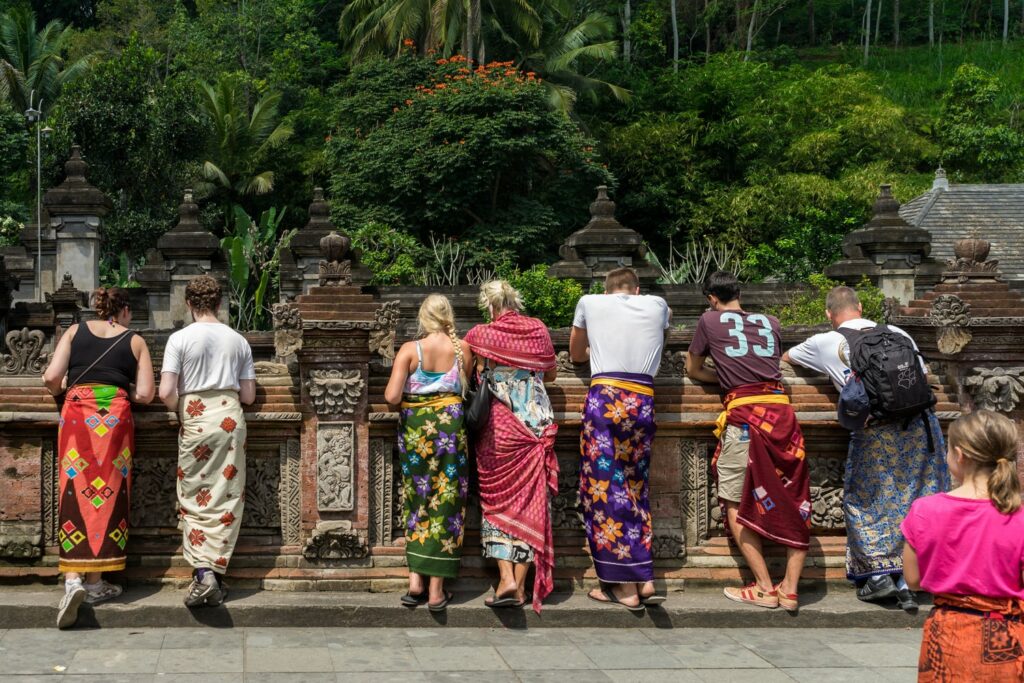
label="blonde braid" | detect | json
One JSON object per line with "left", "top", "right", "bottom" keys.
{"left": 445, "top": 325, "right": 468, "bottom": 397}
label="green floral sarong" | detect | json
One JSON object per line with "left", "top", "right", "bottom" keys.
{"left": 398, "top": 393, "right": 469, "bottom": 578}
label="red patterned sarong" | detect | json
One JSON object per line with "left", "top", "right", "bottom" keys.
{"left": 475, "top": 399, "right": 558, "bottom": 614}
{"left": 712, "top": 382, "right": 811, "bottom": 550}
{"left": 58, "top": 385, "right": 134, "bottom": 573}
{"left": 919, "top": 594, "right": 1024, "bottom": 681}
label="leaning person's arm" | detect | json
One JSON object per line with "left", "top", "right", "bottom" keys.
{"left": 569, "top": 326, "right": 590, "bottom": 364}
{"left": 543, "top": 367, "right": 558, "bottom": 383}
{"left": 131, "top": 337, "right": 155, "bottom": 404}
{"left": 901, "top": 543, "right": 921, "bottom": 591}
{"left": 238, "top": 379, "right": 256, "bottom": 405}
{"left": 43, "top": 325, "right": 76, "bottom": 395}
{"left": 159, "top": 372, "right": 180, "bottom": 411}
{"left": 685, "top": 352, "right": 719, "bottom": 384}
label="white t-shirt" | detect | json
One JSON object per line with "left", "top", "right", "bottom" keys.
{"left": 162, "top": 322, "right": 256, "bottom": 394}
{"left": 572, "top": 294, "right": 671, "bottom": 376}
{"left": 786, "top": 318, "right": 923, "bottom": 391}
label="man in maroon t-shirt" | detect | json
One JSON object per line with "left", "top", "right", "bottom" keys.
{"left": 686, "top": 271, "right": 809, "bottom": 612}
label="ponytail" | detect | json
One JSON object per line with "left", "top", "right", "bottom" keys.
{"left": 948, "top": 410, "right": 1021, "bottom": 514}
{"left": 990, "top": 457, "right": 1022, "bottom": 515}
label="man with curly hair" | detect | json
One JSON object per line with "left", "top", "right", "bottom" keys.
{"left": 159, "top": 275, "right": 256, "bottom": 608}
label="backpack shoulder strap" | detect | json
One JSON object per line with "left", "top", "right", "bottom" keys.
{"left": 836, "top": 327, "right": 862, "bottom": 344}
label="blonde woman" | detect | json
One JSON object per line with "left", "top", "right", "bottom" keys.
{"left": 385, "top": 294, "right": 472, "bottom": 611}
{"left": 465, "top": 280, "right": 558, "bottom": 614}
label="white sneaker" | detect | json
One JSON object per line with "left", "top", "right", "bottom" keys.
{"left": 57, "top": 584, "right": 86, "bottom": 629}
{"left": 84, "top": 580, "right": 123, "bottom": 605}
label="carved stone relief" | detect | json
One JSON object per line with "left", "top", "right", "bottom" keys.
{"left": 679, "top": 439, "right": 721, "bottom": 543}
{"left": 656, "top": 350, "right": 687, "bottom": 378}
{"left": 272, "top": 303, "right": 303, "bottom": 358}
{"left": 930, "top": 294, "right": 972, "bottom": 355}
{"left": 652, "top": 533, "right": 686, "bottom": 559}
{"left": 317, "top": 422, "right": 355, "bottom": 512}
{"left": 368, "top": 300, "right": 400, "bottom": 367}
{"left": 41, "top": 441, "right": 58, "bottom": 546}
{"left": 369, "top": 437, "right": 395, "bottom": 546}
{"left": 551, "top": 454, "right": 582, "bottom": 530}
{"left": 131, "top": 451, "right": 284, "bottom": 531}
{"left": 303, "top": 521, "right": 369, "bottom": 560}
{"left": 306, "top": 369, "right": 364, "bottom": 416}
{"left": 808, "top": 457, "right": 845, "bottom": 530}
{"left": 255, "top": 361, "right": 290, "bottom": 376}
{"left": 279, "top": 438, "right": 302, "bottom": 546}
{"left": 0, "top": 328, "right": 48, "bottom": 374}
{"left": 964, "top": 367, "right": 1024, "bottom": 413}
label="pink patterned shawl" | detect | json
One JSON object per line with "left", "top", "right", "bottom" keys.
{"left": 464, "top": 310, "right": 556, "bottom": 372}
{"left": 475, "top": 398, "right": 559, "bottom": 614}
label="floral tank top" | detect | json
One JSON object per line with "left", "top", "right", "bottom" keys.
{"left": 404, "top": 341, "right": 462, "bottom": 395}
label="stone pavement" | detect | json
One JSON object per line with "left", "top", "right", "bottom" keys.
{"left": 0, "top": 626, "right": 921, "bottom": 682}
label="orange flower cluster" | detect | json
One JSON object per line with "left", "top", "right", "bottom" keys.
{"left": 403, "top": 57, "right": 541, "bottom": 105}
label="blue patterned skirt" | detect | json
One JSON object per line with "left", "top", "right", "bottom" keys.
{"left": 845, "top": 412, "right": 950, "bottom": 581}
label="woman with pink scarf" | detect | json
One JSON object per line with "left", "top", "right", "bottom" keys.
{"left": 465, "top": 280, "right": 558, "bottom": 614}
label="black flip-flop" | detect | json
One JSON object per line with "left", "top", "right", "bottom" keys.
{"left": 427, "top": 590, "right": 453, "bottom": 612}
{"left": 587, "top": 587, "right": 645, "bottom": 613}
{"left": 640, "top": 595, "right": 667, "bottom": 606}
{"left": 486, "top": 592, "right": 525, "bottom": 609}
{"left": 400, "top": 591, "right": 428, "bottom": 607}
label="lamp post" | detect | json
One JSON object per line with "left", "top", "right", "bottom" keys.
{"left": 24, "top": 91, "right": 52, "bottom": 303}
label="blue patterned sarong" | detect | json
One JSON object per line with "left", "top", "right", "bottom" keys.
{"left": 845, "top": 412, "right": 950, "bottom": 580}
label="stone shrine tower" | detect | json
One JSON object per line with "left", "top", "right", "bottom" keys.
{"left": 549, "top": 185, "right": 659, "bottom": 289}
{"left": 827, "top": 184, "right": 942, "bottom": 303}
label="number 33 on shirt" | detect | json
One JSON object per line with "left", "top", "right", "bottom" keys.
{"left": 721, "top": 312, "right": 776, "bottom": 358}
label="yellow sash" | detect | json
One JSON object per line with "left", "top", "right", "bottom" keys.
{"left": 714, "top": 394, "right": 790, "bottom": 439}
{"left": 591, "top": 378, "right": 654, "bottom": 397}
{"left": 401, "top": 394, "right": 462, "bottom": 410}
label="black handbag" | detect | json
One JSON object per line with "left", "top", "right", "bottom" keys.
{"left": 464, "top": 360, "right": 493, "bottom": 435}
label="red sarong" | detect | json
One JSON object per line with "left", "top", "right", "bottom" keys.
{"left": 919, "top": 594, "right": 1024, "bottom": 681}
{"left": 713, "top": 382, "right": 811, "bottom": 550}
{"left": 58, "top": 385, "right": 134, "bottom": 573}
{"left": 464, "top": 310, "right": 556, "bottom": 372}
{"left": 475, "top": 399, "right": 559, "bottom": 614}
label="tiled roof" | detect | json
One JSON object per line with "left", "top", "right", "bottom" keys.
{"left": 900, "top": 184, "right": 1024, "bottom": 280}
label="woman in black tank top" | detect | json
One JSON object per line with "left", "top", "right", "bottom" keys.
{"left": 43, "top": 287, "right": 155, "bottom": 629}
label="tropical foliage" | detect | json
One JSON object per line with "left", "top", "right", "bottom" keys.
{"left": 1, "top": 1, "right": 1024, "bottom": 328}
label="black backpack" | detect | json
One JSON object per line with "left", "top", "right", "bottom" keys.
{"left": 838, "top": 325, "right": 936, "bottom": 421}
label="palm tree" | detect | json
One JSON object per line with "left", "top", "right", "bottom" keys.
{"left": 195, "top": 79, "right": 294, "bottom": 205}
{"left": 0, "top": 8, "right": 90, "bottom": 116}
{"left": 339, "top": 0, "right": 541, "bottom": 64}
{"left": 502, "top": 0, "right": 628, "bottom": 114}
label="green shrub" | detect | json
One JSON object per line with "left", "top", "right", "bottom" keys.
{"left": 767, "top": 274, "right": 884, "bottom": 327}
{"left": 508, "top": 265, "right": 583, "bottom": 329}
{"left": 351, "top": 222, "right": 427, "bottom": 286}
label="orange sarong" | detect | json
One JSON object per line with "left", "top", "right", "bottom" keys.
{"left": 918, "top": 593, "right": 1024, "bottom": 682}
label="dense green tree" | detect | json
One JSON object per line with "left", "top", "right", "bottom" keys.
{"left": 326, "top": 54, "right": 610, "bottom": 269}
{"left": 0, "top": 99, "right": 28, "bottom": 219}
{"left": 938, "top": 63, "right": 1024, "bottom": 181}
{"left": 47, "top": 38, "right": 205, "bottom": 258}
{"left": 0, "top": 6, "right": 89, "bottom": 115}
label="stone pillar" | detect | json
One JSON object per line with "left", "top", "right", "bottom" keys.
{"left": 40, "top": 146, "right": 111, "bottom": 299}
{"left": 549, "top": 185, "right": 660, "bottom": 289}
{"left": 826, "top": 184, "right": 939, "bottom": 304}
{"left": 135, "top": 249, "right": 171, "bottom": 329}
{"left": 283, "top": 234, "right": 400, "bottom": 560}
{"left": 156, "top": 190, "right": 228, "bottom": 326}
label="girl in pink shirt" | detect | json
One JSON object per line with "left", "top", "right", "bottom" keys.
{"left": 901, "top": 409, "right": 1024, "bottom": 681}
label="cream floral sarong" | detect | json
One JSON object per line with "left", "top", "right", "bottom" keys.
{"left": 177, "top": 390, "right": 246, "bottom": 573}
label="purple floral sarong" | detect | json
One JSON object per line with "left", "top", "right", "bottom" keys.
{"left": 578, "top": 372, "right": 657, "bottom": 583}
